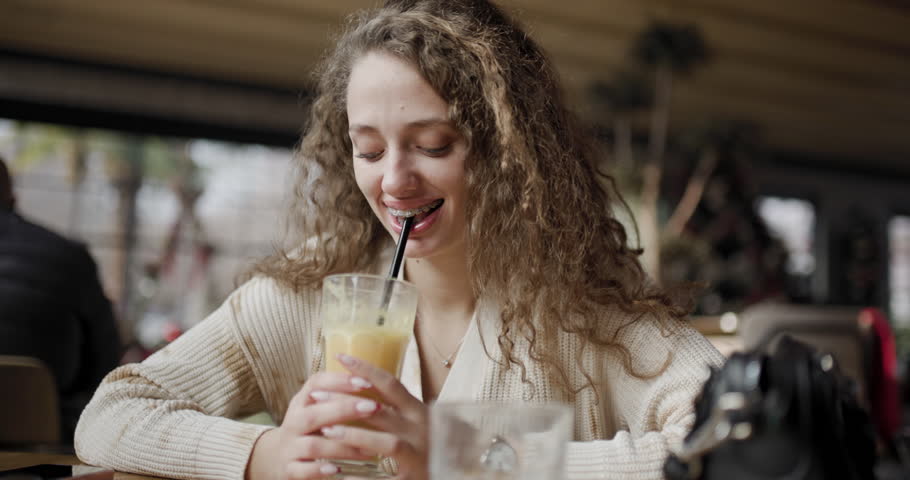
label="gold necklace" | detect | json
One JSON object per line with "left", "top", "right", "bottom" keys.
{"left": 418, "top": 314, "right": 466, "bottom": 368}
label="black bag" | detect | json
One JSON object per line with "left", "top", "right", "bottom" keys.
{"left": 664, "top": 336, "right": 876, "bottom": 480}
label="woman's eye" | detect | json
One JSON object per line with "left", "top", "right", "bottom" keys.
{"left": 420, "top": 144, "right": 452, "bottom": 156}
{"left": 355, "top": 150, "right": 383, "bottom": 160}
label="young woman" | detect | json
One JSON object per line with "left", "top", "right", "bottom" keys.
{"left": 75, "top": 1, "right": 723, "bottom": 479}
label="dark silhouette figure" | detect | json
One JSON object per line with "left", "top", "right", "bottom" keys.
{"left": 0, "top": 156, "right": 121, "bottom": 442}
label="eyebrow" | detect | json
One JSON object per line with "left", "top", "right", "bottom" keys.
{"left": 348, "top": 117, "right": 453, "bottom": 134}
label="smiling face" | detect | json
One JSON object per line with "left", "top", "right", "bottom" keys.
{"left": 347, "top": 52, "right": 469, "bottom": 262}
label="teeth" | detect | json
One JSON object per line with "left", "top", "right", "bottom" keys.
{"left": 389, "top": 199, "right": 443, "bottom": 218}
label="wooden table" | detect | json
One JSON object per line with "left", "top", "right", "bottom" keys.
{"left": 0, "top": 449, "right": 166, "bottom": 479}
{"left": 0, "top": 447, "right": 81, "bottom": 471}
{"left": 70, "top": 469, "right": 170, "bottom": 479}
{"left": 67, "top": 471, "right": 169, "bottom": 480}
{"left": 76, "top": 472, "right": 168, "bottom": 479}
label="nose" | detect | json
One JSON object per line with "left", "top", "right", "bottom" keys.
{"left": 381, "top": 148, "right": 419, "bottom": 196}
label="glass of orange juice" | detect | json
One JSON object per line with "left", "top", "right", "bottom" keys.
{"left": 322, "top": 273, "right": 419, "bottom": 477}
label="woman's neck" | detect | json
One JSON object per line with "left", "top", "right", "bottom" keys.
{"left": 404, "top": 252, "right": 475, "bottom": 323}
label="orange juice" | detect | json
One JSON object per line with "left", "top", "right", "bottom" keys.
{"left": 324, "top": 326, "right": 411, "bottom": 376}
{"left": 323, "top": 314, "right": 412, "bottom": 429}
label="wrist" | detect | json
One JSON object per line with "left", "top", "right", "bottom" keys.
{"left": 246, "top": 427, "right": 280, "bottom": 480}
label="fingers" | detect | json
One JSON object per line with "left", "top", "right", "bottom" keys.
{"left": 309, "top": 392, "right": 403, "bottom": 433}
{"left": 321, "top": 424, "right": 412, "bottom": 459}
{"left": 336, "top": 354, "right": 422, "bottom": 413}
{"left": 290, "top": 394, "right": 381, "bottom": 435}
{"left": 285, "top": 461, "right": 339, "bottom": 480}
{"left": 289, "top": 435, "right": 374, "bottom": 462}
{"left": 294, "top": 371, "right": 374, "bottom": 407}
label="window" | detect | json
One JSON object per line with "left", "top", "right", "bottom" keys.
{"left": 0, "top": 119, "right": 295, "bottom": 348}
{"left": 756, "top": 196, "right": 816, "bottom": 276}
{"left": 890, "top": 216, "right": 910, "bottom": 327}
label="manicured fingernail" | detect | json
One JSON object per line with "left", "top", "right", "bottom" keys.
{"left": 338, "top": 353, "right": 356, "bottom": 366}
{"left": 351, "top": 377, "right": 372, "bottom": 389}
{"left": 322, "top": 425, "right": 344, "bottom": 438}
{"left": 320, "top": 464, "right": 338, "bottom": 475}
{"left": 310, "top": 390, "right": 329, "bottom": 401}
{"left": 356, "top": 399, "right": 377, "bottom": 413}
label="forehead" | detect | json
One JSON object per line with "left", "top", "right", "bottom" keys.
{"left": 346, "top": 52, "right": 450, "bottom": 128}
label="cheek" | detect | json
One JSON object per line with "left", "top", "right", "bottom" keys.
{"left": 437, "top": 153, "right": 468, "bottom": 198}
{"left": 352, "top": 166, "right": 376, "bottom": 199}
{"left": 446, "top": 169, "right": 468, "bottom": 201}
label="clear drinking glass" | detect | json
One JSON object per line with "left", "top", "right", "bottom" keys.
{"left": 430, "top": 402, "right": 574, "bottom": 480}
{"left": 322, "top": 274, "right": 419, "bottom": 477}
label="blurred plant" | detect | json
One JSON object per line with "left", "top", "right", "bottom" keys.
{"left": 589, "top": 22, "right": 789, "bottom": 313}
{"left": 633, "top": 21, "right": 709, "bottom": 284}
{"left": 665, "top": 120, "right": 759, "bottom": 237}
{"left": 590, "top": 69, "right": 652, "bottom": 172}
{"left": 118, "top": 138, "right": 213, "bottom": 342}
{"left": 661, "top": 133, "right": 788, "bottom": 313}
{"left": 591, "top": 21, "right": 709, "bottom": 283}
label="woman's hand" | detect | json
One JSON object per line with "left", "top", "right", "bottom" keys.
{"left": 246, "top": 371, "right": 380, "bottom": 480}
{"left": 314, "top": 354, "right": 429, "bottom": 480}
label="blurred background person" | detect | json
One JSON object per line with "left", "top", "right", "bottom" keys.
{"left": 0, "top": 155, "right": 121, "bottom": 442}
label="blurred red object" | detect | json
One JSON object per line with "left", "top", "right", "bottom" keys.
{"left": 858, "top": 307, "right": 900, "bottom": 441}
{"left": 162, "top": 322, "right": 183, "bottom": 343}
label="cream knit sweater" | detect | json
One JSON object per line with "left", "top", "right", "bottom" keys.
{"left": 75, "top": 272, "right": 723, "bottom": 480}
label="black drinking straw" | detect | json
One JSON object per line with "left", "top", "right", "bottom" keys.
{"left": 388, "top": 215, "right": 415, "bottom": 278}
{"left": 377, "top": 215, "right": 415, "bottom": 325}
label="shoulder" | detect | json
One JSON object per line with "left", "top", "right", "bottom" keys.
{"left": 199, "top": 275, "right": 325, "bottom": 384}
{"left": 597, "top": 306, "right": 725, "bottom": 378}
{"left": 1, "top": 213, "right": 97, "bottom": 272}
{"left": 225, "top": 274, "right": 322, "bottom": 325}
{"left": 588, "top": 308, "right": 724, "bottom": 427}
{"left": 4, "top": 213, "right": 83, "bottom": 251}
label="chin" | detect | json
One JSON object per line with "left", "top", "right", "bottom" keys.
{"left": 406, "top": 238, "right": 467, "bottom": 262}
{"left": 403, "top": 244, "right": 433, "bottom": 260}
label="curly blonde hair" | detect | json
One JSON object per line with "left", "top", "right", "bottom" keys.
{"left": 253, "top": 0, "right": 691, "bottom": 397}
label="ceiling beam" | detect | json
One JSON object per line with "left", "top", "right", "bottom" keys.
{"left": 0, "top": 53, "right": 305, "bottom": 145}
{"left": 516, "top": 8, "right": 910, "bottom": 91}
{"left": 554, "top": 60, "right": 910, "bottom": 160}
{"left": 521, "top": 15, "right": 910, "bottom": 137}
{"left": 3, "top": 0, "right": 335, "bottom": 48}
{"left": 0, "top": 0, "right": 324, "bottom": 87}
{"left": 645, "top": 0, "right": 910, "bottom": 52}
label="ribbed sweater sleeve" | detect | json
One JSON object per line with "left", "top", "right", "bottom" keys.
{"left": 74, "top": 276, "right": 315, "bottom": 480}
{"left": 565, "top": 323, "right": 724, "bottom": 479}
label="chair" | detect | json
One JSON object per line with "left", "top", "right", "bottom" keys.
{"left": 738, "top": 302, "right": 866, "bottom": 404}
{"left": 0, "top": 356, "right": 61, "bottom": 446}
